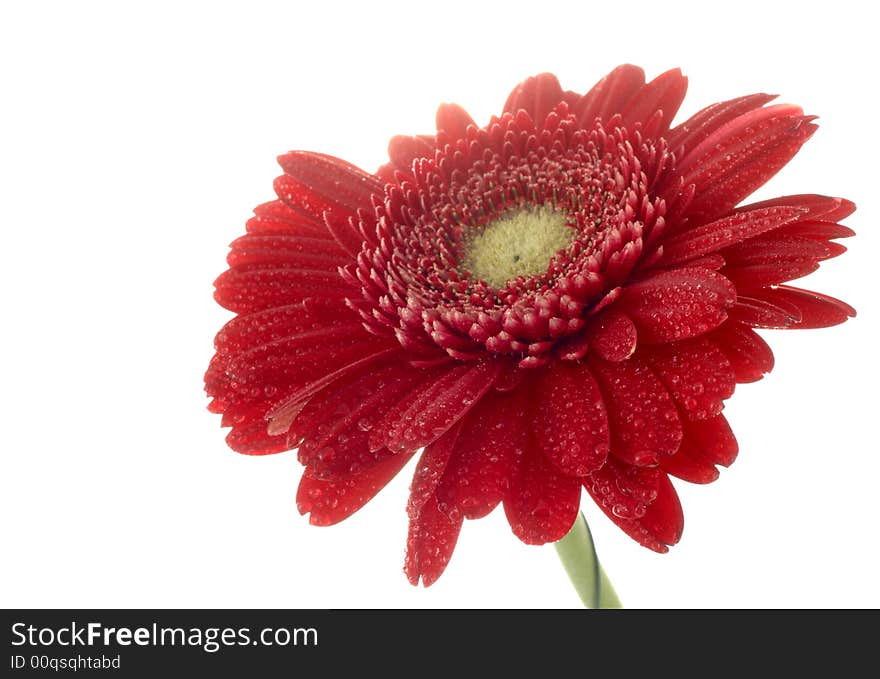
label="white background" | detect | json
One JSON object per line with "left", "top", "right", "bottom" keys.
{"left": 2, "top": 0, "right": 877, "bottom": 609}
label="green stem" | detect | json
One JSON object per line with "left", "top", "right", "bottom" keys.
{"left": 554, "top": 513, "right": 622, "bottom": 609}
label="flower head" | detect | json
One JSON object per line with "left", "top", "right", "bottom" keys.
{"left": 206, "top": 65, "right": 855, "bottom": 586}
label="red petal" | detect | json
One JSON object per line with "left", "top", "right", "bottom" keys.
{"left": 667, "top": 93, "right": 777, "bottom": 156}
{"left": 662, "top": 415, "right": 739, "bottom": 484}
{"left": 503, "top": 73, "right": 567, "bottom": 124}
{"left": 404, "top": 494, "right": 463, "bottom": 587}
{"left": 387, "top": 134, "right": 435, "bottom": 174}
{"left": 206, "top": 305, "right": 397, "bottom": 453}
{"left": 407, "top": 422, "right": 462, "bottom": 520}
{"left": 722, "top": 236, "right": 835, "bottom": 289}
{"left": 661, "top": 206, "right": 805, "bottom": 265}
{"left": 669, "top": 105, "right": 817, "bottom": 220}
{"left": 728, "top": 295, "right": 800, "bottom": 328}
{"left": 659, "top": 446, "right": 719, "bottom": 484}
{"left": 212, "top": 298, "right": 349, "bottom": 357}
{"left": 296, "top": 451, "right": 415, "bottom": 526}
{"left": 275, "top": 151, "right": 383, "bottom": 256}
{"left": 709, "top": 322, "right": 775, "bottom": 382}
{"left": 639, "top": 474, "right": 684, "bottom": 546}
{"left": 226, "top": 321, "right": 366, "bottom": 367}
{"left": 227, "top": 233, "right": 347, "bottom": 270}
{"left": 620, "top": 68, "right": 688, "bottom": 134}
{"left": 688, "top": 414, "right": 738, "bottom": 467}
{"left": 213, "top": 267, "right": 352, "bottom": 313}
{"left": 574, "top": 64, "right": 646, "bottom": 127}
{"left": 555, "top": 330, "right": 591, "bottom": 361}
{"left": 750, "top": 286, "right": 856, "bottom": 328}
{"left": 265, "top": 347, "right": 400, "bottom": 434}
{"left": 771, "top": 221, "right": 855, "bottom": 241}
{"left": 587, "top": 309, "right": 638, "bottom": 362}
{"left": 533, "top": 362, "right": 609, "bottom": 476}
{"left": 732, "top": 194, "right": 856, "bottom": 223}
{"left": 222, "top": 323, "right": 386, "bottom": 395}
{"left": 207, "top": 395, "right": 289, "bottom": 457}
{"left": 586, "top": 464, "right": 683, "bottom": 551}
{"left": 371, "top": 360, "right": 500, "bottom": 453}
{"left": 643, "top": 339, "right": 735, "bottom": 421}
{"left": 670, "top": 253, "right": 727, "bottom": 271}
{"left": 503, "top": 444, "right": 581, "bottom": 545}
{"left": 297, "top": 362, "right": 437, "bottom": 480}
{"left": 246, "top": 200, "right": 334, "bottom": 238}
{"left": 585, "top": 458, "right": 661, "bottom": 522}
{"left": 435, "top": 391, "right": 525, "bottom": 520}
{"left": 276, "top": 151, "right": 383, "bottom": 215}
{"left": 224, "top": 410, "right": 289, "bottom": 455}
{"left": 618, "top": 268, "right": 736, "bottom": 343}
{"left": 591, "top": 356, "right": 683, "bottom": 466}
{"left": 435, "top": 103, "right": 476, "bottom": 139}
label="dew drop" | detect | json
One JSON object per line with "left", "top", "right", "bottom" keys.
{"left": 611, "top": 503, "right": 631, "bottom": 518}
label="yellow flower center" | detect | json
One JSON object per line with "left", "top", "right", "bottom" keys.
{"left": 461, "top": 206, "right": 574, "bottom": 287}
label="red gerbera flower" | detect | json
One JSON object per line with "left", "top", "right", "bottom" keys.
{"left": 205, "top": 65, "right": 855, "bottom": 587}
